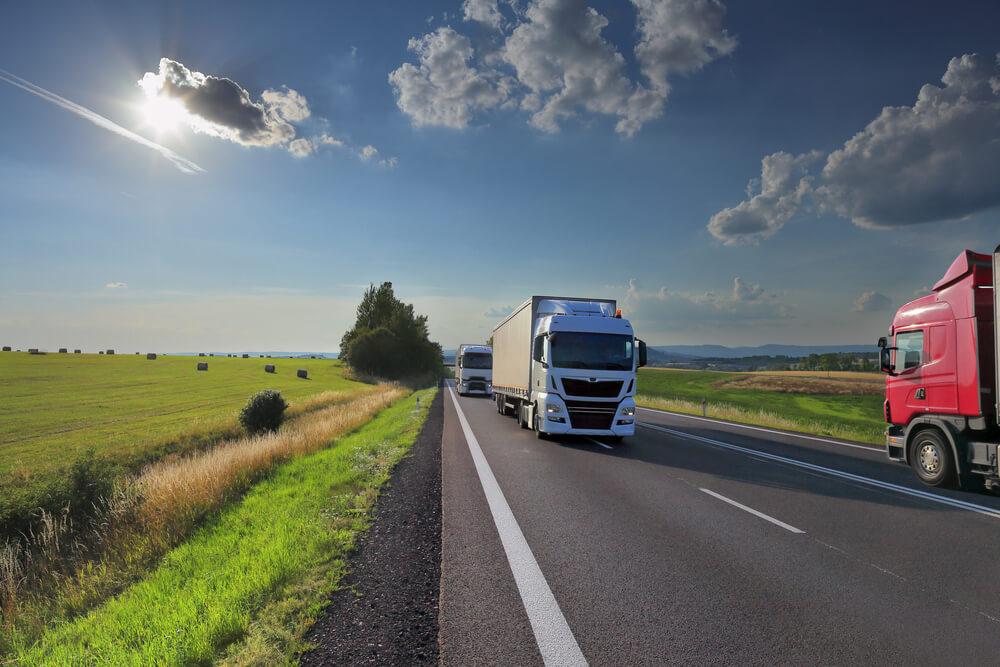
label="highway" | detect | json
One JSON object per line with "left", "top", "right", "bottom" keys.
{"left": 438, "top": 381, "right": 1000, "bottom": 665}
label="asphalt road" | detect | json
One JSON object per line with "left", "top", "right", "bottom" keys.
{"left": 439, "top": 381, "right": 1000, "bottom": 666}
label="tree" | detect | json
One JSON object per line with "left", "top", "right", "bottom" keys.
{"left": 339, "top": 282, "right": 443, "bottom": 379}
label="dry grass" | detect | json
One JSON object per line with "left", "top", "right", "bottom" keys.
{"left": 637, "top": 394, "right": 885, "bottom": 445}
{"left": 716, "top": 374, "right": 884, "bottom": 396}
{"left": 0, "top": 385, "right": 405, "bottom": 648}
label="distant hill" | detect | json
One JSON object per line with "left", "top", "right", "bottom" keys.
{"left": 650, "top": 344, "right": 875, "bottom": 359}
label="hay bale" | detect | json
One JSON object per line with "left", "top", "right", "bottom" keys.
{"left": 147, "top": 353, "right": 157, "bottom": 360}
{"left": 242, "top": 353, "right": 249, "bottom": 358}
{"left": 2, "top": 346, "right": 11, "bottom": 352}
{"left": 209, "top": 354, "right": 215, "bottom": 357}
{"left": 198, "top": 353, "right": 205, "bottom": 357}
{"left": 135, "top": 352, "right": 140, "bottom": 355}
{"left": 99, "top": 351, "right": 105, "bottom": 355}
{"left": 106, "top": 349, "right": 115, "bottom": 355}
{"left": 28, "top": 348, "right": 40, "bottom": 354}
{"left": 296, "top": 369, "right": 308, "bottom": 379}
{"left": 265, "top": 364, "right": 276, "bottom": 373}
{"left": 197, "top": 362, "right": 208, "bottom": 371}
{"left": 59, "top": 348, "right": 67, "bottom": 353}
{"left": 74, "top": 349, "right": 81, "bottom": 354}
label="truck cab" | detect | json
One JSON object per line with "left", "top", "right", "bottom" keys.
{"left": 879, "top": 247, "right": 999, "bottom": 488}
{"left": 455, "top": 344, "right": 493, "bottom": 396}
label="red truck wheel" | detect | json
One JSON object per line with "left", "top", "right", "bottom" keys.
{"left": 910, "top": 430, "right": 955, "bottom": 487}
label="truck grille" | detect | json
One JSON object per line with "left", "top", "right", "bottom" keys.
{"left": 565, "top": 400, "right": 617, "bottom": 430}
{"left": 561, "top": 378, "right": 623, "bottom": 398}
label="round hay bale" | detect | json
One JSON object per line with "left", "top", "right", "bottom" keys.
{"left": 74, "top": 349, "right": 81, "bottom": 354}
{"left": 242, "top": 353, "right": 249, "bottom": 358}
{"left": 2, "top": 346, "right": 11, "bottom": 352}
{"left": 147, "top": 353, "right": 157, "bottom": 360}
{"left": 106, "top": 349, "right": 115, "bottom": 355}
{"left": 197, "top": 362, "right": 208, "bottom": 371}
{"left": 59, "top": 348, "right": 68, "bottom": 353}
{"left": 28, "top": 348, "right": 40, "bottom": 354}
{"left": 198, "top": 353, "right": 205, "bottom": 357}
{"left": 296, "top": 369, "right": 308, "bottom": 379}
{"left": 265, "top": 364, "right": 276, "bottom": 373}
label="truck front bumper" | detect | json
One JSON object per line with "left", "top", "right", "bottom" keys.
{"left": 886, "top": 425, "right": 906, "bottom": 462}
{"left": 535, "top": 393, "right": 636, "bottom": 437}
{"left": 457, "top": 380, "right": 492, "bottom": 396}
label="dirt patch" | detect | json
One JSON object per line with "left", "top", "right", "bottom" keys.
{"left": 717, "top": 374, "right": 883, "bottom": 395}
{"left": 299, "top": 388, "right": 443, "bottom": 666}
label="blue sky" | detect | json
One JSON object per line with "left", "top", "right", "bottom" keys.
{"left": 1, "top": 0, "right": 998, "bottom": 351}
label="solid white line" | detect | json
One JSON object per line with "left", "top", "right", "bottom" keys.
{"left": 587, "top": 438, "right": 614, "bottom": 450}
{"left": 636, "top": 406, "right": 883, "bottom": 452}
{"left": 699, "top": 488, "right": 806, "bottom": 534}
{"left": 640, "top": 422, "right": 1000, "bottom": 520}
{"left": 448, "top": 385, "right": 587, "bottom": 666}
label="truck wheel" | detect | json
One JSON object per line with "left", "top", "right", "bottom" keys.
{"left": 910, "top": 429, "right": 955, "bottom": 487}
{"left": 519, "top": 404, "right": 530, "bottom": 429}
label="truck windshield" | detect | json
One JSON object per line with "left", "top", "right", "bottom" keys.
{"left": 550, "top": 333, "right": 633, "bottom": 370}
{"left": 461, "top": 352, "right": 492, "bottom": 369}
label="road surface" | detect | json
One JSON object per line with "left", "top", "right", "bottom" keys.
{"left": 439, "top": 382, "right": 1000, "bottom": 665}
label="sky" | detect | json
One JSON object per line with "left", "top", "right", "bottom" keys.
{"left": 1, "top": 0, "right": 998, "bottom": 352}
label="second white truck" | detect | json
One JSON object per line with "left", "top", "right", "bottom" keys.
{"left": 491, "top": 296, "right": 646, "bottom": 440}
{"left": 455, "top": 344, "right": 493, "bottom": 396}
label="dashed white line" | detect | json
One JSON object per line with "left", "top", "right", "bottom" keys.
{"left": 641, "top": 422, "right": 1000, "bottom": 520}
{"left": 587, "top": 438, "right": 614, "bottom": 450}
{"left": 637, "top": 406, "right": 883, "bottom": 452}
{"left": 699, "top": 488, "right": 806, "bottom": 534}
{"left": 448, "top": 385, "right": 587, "bottom": 666}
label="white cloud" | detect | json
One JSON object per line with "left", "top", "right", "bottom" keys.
{"left": 0, "top": 68, "right": 202, "bottom": 174}
{"left": 709, "top": 52, "right": 1000, "bottom": 242}
{"left": 819, "top": 53, "right": 1000, "bottom": 229}
{"left": 484, "top": 304, "right": 515, "bottom": 318}
{"left": 105, "top": 282, "right": 128, "bottom": 289}
{"left": 732, "top": 276, "right": 763, "bottom": 302}
{"left": 391, "top": 0, "right": 735, "bottom": 136}
{"left": 288, "top": 138, "right": 315, "bottom": 158}
{"left": 854, "top": 291, "right": 892, "bottom": 312}
{"left": 359, "top": 144, "right": 379, "bottom": 161}
{"left": 707, "top": 151, "right": 821, "bottom": 245}
{"left": 388, "top": 27, "right": 511, "bottom": 129}
{"left": 463, "top": 0, "right": 503, "bottom": 29}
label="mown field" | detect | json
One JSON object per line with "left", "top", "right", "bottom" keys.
{"left": 637, "top": 368, "right": 885, "bottom": 444}
{"left": 0, "top": 352, "right": 373, "bottom": 534}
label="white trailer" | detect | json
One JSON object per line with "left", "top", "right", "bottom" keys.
{"left": 491, "top": 296, "right": 647, "bottom": 440}
{"left": 455, "top": 344, "right": 493, "bottom": 396}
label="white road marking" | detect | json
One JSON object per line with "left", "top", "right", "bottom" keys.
{"left": 637, "top": 406, "right": 883, "bottom": 452}
{"left": 448, "top": 385, "right": 587, "bottom": 666}
{"left": 587, "top": 438, "right": 614, "bottom": 450}
{"left": 699, "top": 488, "right": 805, "bottom": 534}
{"left": 641, "top": 422, "right": 1000, "bottom": 520}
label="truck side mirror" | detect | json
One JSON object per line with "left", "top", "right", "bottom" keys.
{"left": 879, "top": 345, "right": 896, "bottom": 375}
{"left": 638, "top": 340, "right": 647, "bottom": 368}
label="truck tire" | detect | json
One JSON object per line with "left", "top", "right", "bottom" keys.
{"left": 519, "top": 403, "right": 530, "bottom": 429}
{"left": 909, "top": 429, "right": 955, "bottom": 487}
{"left": 534, "top": 411, "right": 549, "bottom": 440}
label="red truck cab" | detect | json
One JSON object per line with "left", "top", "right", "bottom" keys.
{"left": 879, "top": 247, "right": 999, "bottom": 488}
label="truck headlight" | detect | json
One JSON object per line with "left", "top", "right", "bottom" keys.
{"left": 546, "top": 403, "right": 563, "bottom": 414}
{"left": 621, "top": 406, "right": 635, "bottom": 417}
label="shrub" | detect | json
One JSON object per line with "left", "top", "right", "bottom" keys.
{"left": 239, "top": 390, "right": 288, "bottom": 435}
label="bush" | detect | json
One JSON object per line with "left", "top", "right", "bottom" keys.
{"left": 239, "top": 390, "right": 288, "bottom": 435}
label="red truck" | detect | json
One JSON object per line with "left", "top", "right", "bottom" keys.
{"left": 879, "top": 246, "right": 999, "bottom": 489}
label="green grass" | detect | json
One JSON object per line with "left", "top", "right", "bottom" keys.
{"left": 0, "top": 352, "right": 370, "bottom": 534}
{"left": 15, "top": 388, "right": 435, "bottom": 666}
{"left": 637, "top": 368, "right": 885, "bottom": 444}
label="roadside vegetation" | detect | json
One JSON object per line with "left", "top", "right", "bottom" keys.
{"left": 12, "top": 388, "right": 434, "bottom": 665}
{"left": 339, "top": 282, "right": 444, "bottom": 383}
{"left": 1, "top": 384, "right": 405, "bottom": 654}
{"left": 637, "top": 368, "right": 885, "bottom": 444}
{"left": 0, "top": 353, "right": 371, "bottom": 537}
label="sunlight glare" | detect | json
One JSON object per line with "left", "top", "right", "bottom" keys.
{"left": 140, "top": 95, "right": 189, "bottom": 134}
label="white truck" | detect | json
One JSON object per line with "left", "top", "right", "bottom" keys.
{"left": 491, "top": 296, "right": 647, "bottom": 440}
{"left": 455, "top": 344, "right": 493, "bottom": 396}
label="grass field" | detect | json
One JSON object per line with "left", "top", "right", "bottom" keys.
{"left": 637, "top": 368, "right": 885, "bottom": 444}
{"left": 14, "top": 388, "right": 435, "bottom": 665}
{"left": 0, "top": 352, "right": 372, "bottom": 535}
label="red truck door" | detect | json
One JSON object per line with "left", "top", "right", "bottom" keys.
{"left": 889, "top": 328, "right": 927, "bottom": 422}
{"left": 924, "top": 324, "right": 959, "bottom": 413}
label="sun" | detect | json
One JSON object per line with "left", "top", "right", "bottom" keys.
{"left": 140, "top": 95, "right": 190, "bottom": 134}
